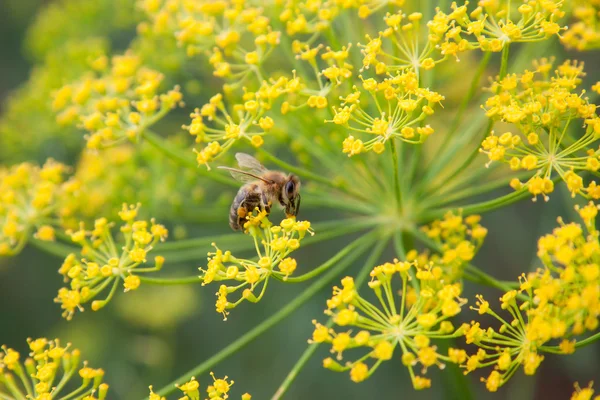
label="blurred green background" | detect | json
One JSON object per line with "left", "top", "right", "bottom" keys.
{"left": 1, "top": 1, "right": 599, "bottom": 399}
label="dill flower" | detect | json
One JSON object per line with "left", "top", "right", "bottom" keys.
{"left": 185, "top": 93, "right": 276, "bottom": 169}
{"left": 420, "top": 212, "right": 487, "bottom": 282}
{"left": 361, "top": 10, "right": 464, "bottom": 75}
{"left": 479, "top": 58, "right": 600, "bottom": 200}
{"left": 0, "top": 160, "right": 75, "bottom": 256}
{"left": 201, "top": 212, "right": 313, "bottom": 320}
{"left": 330, "top": 71, "right": 443, "bottom": 156}
{"left": 562, "top": 1, "right": 600, "bottom": 51}
{"left": 150, "top": 372, "right": 248, "bottom": 400}
{"left": 55, "top": 203, "right": 168, "bottom": 320}
{"left": 0, "top": 338, "right": 108, "bottom": 400}
{"left": 52, "top": 51, "right": 183, "bottom": 149}
{"left": 439, "top": 1, "right": 566, "bottom": 52}
{"left": 139, "top": 0, "right": 280, "bottom": 88}
{"left": 571, "top": 381, "right": 600, "bottom": 400}
{"left": 463, "top": 203, "right": 600, "bottom": 391}
{"left": 312, "top": 259, "right": 468, "bottom": 389}
{"left": 464, "top": 290, "right": 552, "bottom": 391}
{"left": 533, "top": 202, "right": 600, "bottom": 337}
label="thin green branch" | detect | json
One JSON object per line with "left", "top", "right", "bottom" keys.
{"left": 390, "top": 139, "right": 402, "bottom": 208}
{"left": 418, "top": 186, "right": 531, "bottom": 223}
{"left": 30, "top": 239, "right": 77, "bottom": 258}
{"left": 139, "top": 276, "right": 202, "bottom": 285}
{"left": 423, "top": 170, "right": 534, "bottom": 209}
{"left": 284, "top": 229, "right": 379, "bottom": 283}
{"left": 430, "top": 51, "right": 492, "bottom": 164}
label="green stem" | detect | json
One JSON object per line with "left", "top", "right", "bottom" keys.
{"left": 422, "top": 44, "right": 512, "bottom": 194}
{"left": 30, "top": 239, "right": 77, "bottom": 258}
{"left": 423, "top": 170, "right": 534, "bottom": 209}
{"left": 284, "top": 230, "right": 379, "bottom": 283}
{"left": 422, "top": 52, "right": 492, "bottom": 187}
{"left": 429, "top": 51, "right": 492, "bottom": 164}
{"left": 539, "top": 331, "right": 600, "bottom": 353}
{"left": 139, "top": 276, "right": 202, "bottom": 285}
{"left": 574, "top": 331, "right": 600, "bottom": 348}
{"left": 143, "top": 130, "right": 237, "bottom": 188}
{"left": 149, "top": 237, "right": 371, "bottom": 398}
{"left": 498, "top": 43, "right": 511, "bottom": 81}
{"left": 270, "top": 235, "right": 389, "bottom": 399}
{"left": 390, "top": 139, "right": 402, "bottom": 208}
{"left": 418, "top": 186, "right": 532, "bottom": 222}
{"left": 462, "top": 267, "right": 517, "bottom": 294}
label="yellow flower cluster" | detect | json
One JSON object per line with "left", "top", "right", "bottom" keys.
{"left": 55, "top": 204, "right": 168, "bottom": 320}
{"left": 185, "top": 37, "right": 358, "bottom": 168}
{"left": 462, "top": 203, "right": 600, "bottom": 391}
{"left": 420, "top": 212, "right": 488, "bottom": 282}
{"left": 279, "top": 0, "right": 405, "bottom": 28}
{"left": 139, "top": 0, "right": 280, "bottom": 88}
{"left": 535, "top": 202, "right": 600, "bottom": 336}
{"left": 312, "top": 260, "right": 468, "bottom": 389}
{"left": 571, "top": 381, "right": 600, "bottom": 400}
{"left": 331, "top": 71, "right": 443, "bottom": 156}
{"left": 361, "top": 10, "right": 464, "bottom": 75}
{"left": 150, "top": 372, "right": 250, "bottom": 400}
{"left": 287, "top": 42, "right": 353, "bottom": 106}
{"left": 437, "top": 1, "right": 565, "bottom": 52}
{"left": 480, "top": 59, "right": 600, "bottom": 200}
{"left": 0, "top": 160, "right": 76, "bottom": 256}
{"left": 185, "top": 93, "right": 274, "bottom": 168}
{"left": 463, "top": 290, "right": 550, "bottom": 392}
{"left": 0, "top": 338, "right": 108, "bottom": 400}
{"left": 201, "top": 212, "right": 313, "bottom": 320}
{"left": 562, "top": 0, "right": 600, "bottom": 51}
{"left": 52, "top": 51, "right": 183, "bottom": 149}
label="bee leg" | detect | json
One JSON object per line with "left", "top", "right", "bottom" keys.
{"left": 260, "top": 192, "right": 271, "bottom": 214}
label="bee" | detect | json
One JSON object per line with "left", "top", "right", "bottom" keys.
{"left": 219, "top": 153, "right": 301, "bottom": 231}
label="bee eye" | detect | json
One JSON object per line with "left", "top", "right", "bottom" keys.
{"left": 285, "top": 181, "right": 295, "bottom": 197}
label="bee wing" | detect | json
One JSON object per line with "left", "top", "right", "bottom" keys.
{"left": 235, "top": 153, "right": 268, "bottom": 175}
{"left": 218, "top": 167, "right": 271, "bottom": 184}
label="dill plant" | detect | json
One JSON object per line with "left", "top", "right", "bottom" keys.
{"left": 1, "top": 0, "right": 600, "bottom": 399}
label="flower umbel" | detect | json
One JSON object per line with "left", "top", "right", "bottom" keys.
{"left": 463, "top": 203, "right": 600, "bottom": 391}
{"left": 201, "top": 212, "right": 313, "bottom": 320}
{"left": 55, "top": 203, "right": 168, "bottom": 319}
{"left": 419, "top": 212, "right": 488, "bottom": 282}
{"left": 0, "top": 338, "right": 108, "bottom": 400}
{"left": 53, "top": 51, "right": 183, "bottom": 149}
{"left": 439, "top": 1, "right": 565, "bottom": 53}
{"left": 0, "top": 159, "right": 75, "bottom": 256}
{"left": 313, "top": 260, "right": 468, "bottom": 389}
{"left": 331, "top": 71, "right": 443, "bottom": 156}
{"left": 480, "top": 58, "right": 600, "bottom": 200}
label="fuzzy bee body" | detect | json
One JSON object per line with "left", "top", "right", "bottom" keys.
{"left": 229, "top": 183, "right": 268, "bottom": 231}
{"left": 220, "top": 154, "right": 302, "bottom": 231}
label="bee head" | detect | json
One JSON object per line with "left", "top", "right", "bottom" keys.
{"left": 281, "top": 174, "right": 301, "bottom": 218}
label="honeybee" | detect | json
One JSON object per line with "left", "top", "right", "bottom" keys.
{"left": 219, "top": 153, "right": 301, "bottom": 231}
